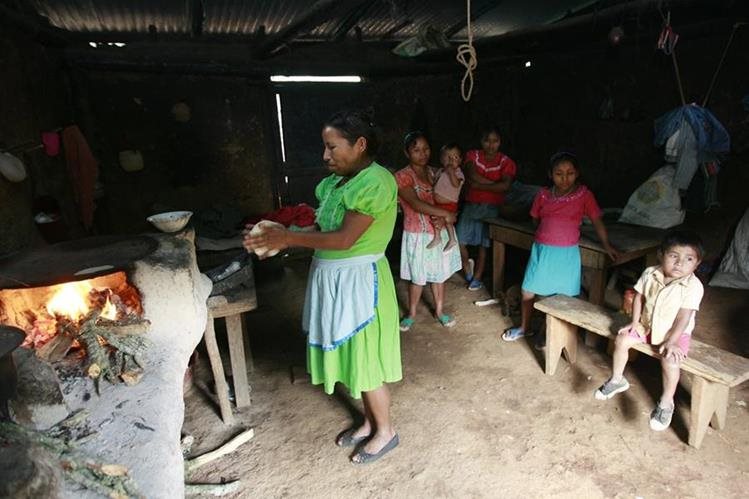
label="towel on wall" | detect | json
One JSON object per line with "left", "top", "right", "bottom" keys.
{"left": 62, "top": 125, "right": 98, "bottom": 230}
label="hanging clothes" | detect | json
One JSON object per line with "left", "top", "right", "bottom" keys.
{"left": 654, "top": 105, "right": 730, "bottom": 159}
{"left": 62, "top": 125, "right": 98, "bottom": 230}
{"left": 654, "top": 104, "right": 730, "bottom": 191}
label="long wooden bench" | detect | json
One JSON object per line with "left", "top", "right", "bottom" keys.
{"left": 534, "top": 294, "right": 749, "bottom": 448}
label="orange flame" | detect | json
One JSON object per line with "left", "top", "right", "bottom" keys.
{"left": 46, "top": 281, "right": 93, "bottom": 320}
{"left": 100, "top": 297, "right": 118, "bottom": 320}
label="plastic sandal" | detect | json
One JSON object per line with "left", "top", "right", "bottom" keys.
{"left": 467, "top": 279, "right": 483, "bottom": 291}
{"left": 351, "top": 434, "right": 399, "bottom": 465}
{"left": 436, "top": 314, "right": 456, "bottom": 328}
{"left": 501, "top": 326, "right": 533, "bottom": 342}
{"left": 336, "top": 428, "right": 370, "bottom": 448}
{"left": 399, "top": 317, "right": 415, "bottom": 332}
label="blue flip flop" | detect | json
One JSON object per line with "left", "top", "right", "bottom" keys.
{"left": 399, "top": 317, "right": 415, "bottom": 332}
{"left": 436, "top": 314, "right": 456, "bottom": 328}
{"left": 351, "top": 434, "right": 399, "bottom": 464}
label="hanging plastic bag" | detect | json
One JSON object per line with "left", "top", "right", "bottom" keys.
{"left": 0, "top": 152, "right": 27, "bottom": 182}
{"left": 619, "top": 166, "right": 684, "bottom": 229}
{"left": 392, "top": 25, "right": 450, "bottom": 57}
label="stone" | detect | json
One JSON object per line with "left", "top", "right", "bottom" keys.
{"left": 10, "top": 348, "right": 69, "bottom": 430}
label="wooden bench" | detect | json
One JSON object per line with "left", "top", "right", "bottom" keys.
{"left": 534, "top": 294, "right": 749, "bottom": 448}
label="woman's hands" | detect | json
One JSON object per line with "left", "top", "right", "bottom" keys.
{"left": 603, "top": 242, "right": 620, "bottom": 262}
{"left": 242, "top": 224, "right": 289, "bottom": 259}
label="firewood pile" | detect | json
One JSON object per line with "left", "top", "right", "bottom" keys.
{"left": 39, "top": 310, "right": 151, "bottom": 390}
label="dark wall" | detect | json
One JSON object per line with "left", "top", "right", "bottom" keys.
{"left": 367, "top": 27, "right": 748, "bottom": 216}
{"left": 0, "top": 28, "right": 78, "bottom": 255}
{"left": 76, "top": 71, "right": 278, "bottom": 233}
{"left": 63, "top": 20, "right": 748, "bottom": 244}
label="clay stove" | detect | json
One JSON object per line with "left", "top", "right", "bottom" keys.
{"left": 0, "top": 232, "right": 212, "bottom": 498}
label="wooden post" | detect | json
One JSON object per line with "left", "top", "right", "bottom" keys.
{"left": 689, "top": 376, "right": 729, "bottom": 448}
{"left": 492, "top": 241, "right": 506, "bottom": 299}
{"left": 226, "top": 314, "right": 251, "bottom": 408}
{"left": 203, "top": 313, "right": 234, "bottom": 424}
{"left": 584, "top": 269, "right": 607, "bottom": 347}
{"left": 545, "top": 315, "right": 578, "bottom": 375}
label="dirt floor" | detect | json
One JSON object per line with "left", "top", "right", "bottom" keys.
{"left": 183, "top": 257, "right": 749, "bottom": 498}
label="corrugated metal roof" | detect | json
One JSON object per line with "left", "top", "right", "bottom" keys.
{"left": 30, "top": 0, "right": 190, "bottom": 34}
{"left": 24, "top": 0, "right": 603, "bottom": 40}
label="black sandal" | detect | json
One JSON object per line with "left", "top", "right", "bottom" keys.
{"left": 350, "top": 434, "right": 399, "bottom": 464}
{"left": 336, "top": 428, "right": 369, "bottom": 448}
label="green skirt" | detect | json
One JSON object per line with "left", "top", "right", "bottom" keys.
{"left": 306, "top": 257, "right": 402, "bottom": 399}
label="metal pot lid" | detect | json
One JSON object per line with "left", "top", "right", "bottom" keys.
{"left": 0, "top": 235, "right": 158, "bottom": 289}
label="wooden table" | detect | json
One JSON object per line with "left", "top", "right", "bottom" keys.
{"left": 203, "top": 282, "right": 257, "bottom": 425}
{"left": 485, "top": 217, "right": 666, "bottom": 306}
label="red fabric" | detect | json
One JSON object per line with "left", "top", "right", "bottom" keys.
{"left": 62, "top": 126, "right": 98, "bottom": 230}
{"left": 245, "top": 204, "right": 316, "bottom": 228}
{"left": 41, "top": 131, "right": 60, "bottom": 157}
{"left": 464, "top": 150, "right": 517, "bottom": 205}
{"left": 530, "top": 185, "right": 602, "bottom": 247}
{"left": 435, "top": 201, "right": 459, "bottom": 213}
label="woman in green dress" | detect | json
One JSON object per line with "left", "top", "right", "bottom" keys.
{"left": 243, "top": 109, "right": 401, "bottom": 464}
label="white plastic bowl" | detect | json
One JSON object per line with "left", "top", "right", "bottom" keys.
{"left": 146, "top": 211, "right": 193, "bottom": 233}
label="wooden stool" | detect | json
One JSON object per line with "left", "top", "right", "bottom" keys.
{"left": 203, "top": 288, "right": 257, "bottom": 424}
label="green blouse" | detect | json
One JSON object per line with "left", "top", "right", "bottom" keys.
{"left": 314, "top": 162, "right": 397, "bottom": 259}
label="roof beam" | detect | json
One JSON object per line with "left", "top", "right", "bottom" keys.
{"left": 189, "top": 0, "right": 204, "bottom": 38}
{"left": 422, "top": 0, "right": 734, "bottom": 58}
{"left": 0, "top": 2, "right": 69, "bottom": 45}
{"left": 379, "top": 19, "right": 412, "bottom": 40}
{"left": 443, "top": 0, "right": 501, "bottom": 39}
{"left": 254, "top": 0, "right": 343, "bottom": 58}
{"left": 331, "top": 0, "right": 375, "bottom": 42}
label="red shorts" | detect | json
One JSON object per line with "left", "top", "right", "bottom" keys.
{"left": 435, "top": 202, "right": 459, "bottom": 213}
{"left": 627, "top": 329, "right": 691, "bottom": 355}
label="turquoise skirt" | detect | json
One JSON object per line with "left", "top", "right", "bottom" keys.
{"left": 521, "top": 242, "right": 581, "bottom": 296}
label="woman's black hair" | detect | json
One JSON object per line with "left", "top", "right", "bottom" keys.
{"left": 660, "top": 230, "right": 705, "bottom": 260}
{"left": 549, "top": 151, "right": 580, "bottom": 172}
{"left": 403, "top": 130, "right": 429, "bottom": 151}
{"left": 480, "top": 126, "right": 502, "bottom": 141}
{"left": 323, "top": 108, "right": 381, "bottom": 157}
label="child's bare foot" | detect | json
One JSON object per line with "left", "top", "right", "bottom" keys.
{"left": 443, "top": 239, "right": 457, "bottom": 252}
{"left": 426, "top": 237, "right": 441, "bottom": 249}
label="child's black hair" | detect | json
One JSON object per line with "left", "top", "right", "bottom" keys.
{"left": 404, "top": 130, "right": 429, "bottom": 151}
{"left": 324, "top": 108, "right": 380, "bottom": 157}
{"left": 440, "top": 142, "right": 462, "bottom": 155}
{"left": 660, "top": 230, "right": 705, "bottom": 260}
{"left": 549, "top": 151, "right": 580, "bottom": 172}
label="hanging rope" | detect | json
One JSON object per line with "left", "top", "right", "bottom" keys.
{"left": 702, "top": 22, "right": 747, "bottom": 107}
{"left": 657, "top": 9, "right": 686, "bottom": 106}
{"left": 456, "top": 0, "right": 477, "bottom": 102}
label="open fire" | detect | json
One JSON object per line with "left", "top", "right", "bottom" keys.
{"left": 0, "top": 271, "right": 149, "bottom": 384}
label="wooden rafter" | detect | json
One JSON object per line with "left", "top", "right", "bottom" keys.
{"left": 443, "top": 0, "right": 501, "bottom": 39}
{"left": 254, "top": 0, "right": 344, "bottom": 58}
{"left": 332, "top": 0, "right": 376, "bottom": 42}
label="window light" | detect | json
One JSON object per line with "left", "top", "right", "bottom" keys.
{"left": 269, "top": 75, "right": 362, "bottom": 83}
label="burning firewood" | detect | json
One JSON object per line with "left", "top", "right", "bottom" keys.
{"left": 71, "top": 310, "right": 151, "bottom": 391}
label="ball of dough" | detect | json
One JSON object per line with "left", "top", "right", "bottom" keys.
{"left": 249, "top": 220, "right": 285, "bottom": 258}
